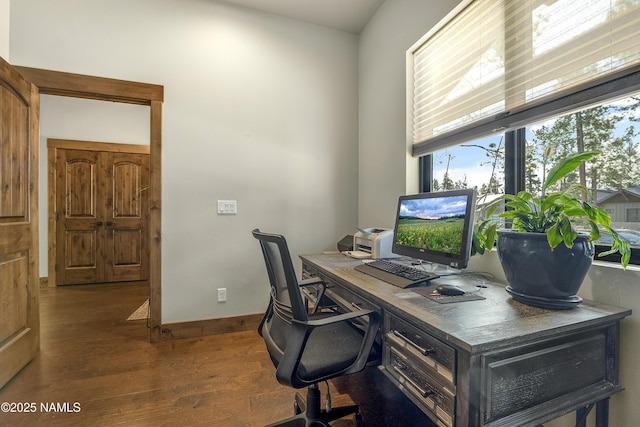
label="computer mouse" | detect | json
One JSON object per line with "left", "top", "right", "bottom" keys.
{"left": 436, "top": 284, "right": 466, "bottom": 296}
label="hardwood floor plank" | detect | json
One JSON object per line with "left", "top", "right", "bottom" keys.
{"left": 0, "top": 282, "right": 434, "bottom": 426}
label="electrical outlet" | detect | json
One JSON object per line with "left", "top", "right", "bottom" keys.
{"left": 217, "top": 288, "right": 227, "bottom": 303}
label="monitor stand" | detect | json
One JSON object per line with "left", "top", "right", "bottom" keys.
{"left": 411, "top": 260, "right": 463, "bottom": 276}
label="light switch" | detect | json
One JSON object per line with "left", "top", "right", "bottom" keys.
{"left": 217, "top": 200, "right": 237, "bottom": 215}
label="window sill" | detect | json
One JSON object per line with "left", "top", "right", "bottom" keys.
{"left": 591, "top": 259, "right": 640, "bottom": 273}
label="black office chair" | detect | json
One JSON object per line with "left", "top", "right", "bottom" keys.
{"left": 252, "top": 229, "right": 381, "bottom": 427}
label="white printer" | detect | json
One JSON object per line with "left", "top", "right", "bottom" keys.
{"left": 353, "top": 228, "right": 400, "bottom": 259}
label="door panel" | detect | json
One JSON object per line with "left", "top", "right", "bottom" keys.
{"left": 0, "top": 57, "right": 40, "bottom": 388}
{"left": 0, "top": 253, "right": 29, "bottom": 340}
{"left": 105, "top": 153, "right": 149, "bottom": 282}
{"left": 55, "top": 149, "right": 102, "bottom": 284}
{"left": 54, "top": 146, "right": 148, "bottom": 285}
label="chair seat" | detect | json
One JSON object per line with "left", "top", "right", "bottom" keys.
{"left": 298, "top": 315, "right": 365, "bottom": 381}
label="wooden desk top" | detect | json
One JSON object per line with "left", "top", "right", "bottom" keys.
{"left": 301, "top": 253, "right": 632, "bottom": 354}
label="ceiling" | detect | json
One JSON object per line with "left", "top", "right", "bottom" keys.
{"left": 217, "top": 0, "right": 385, "bottom": 34}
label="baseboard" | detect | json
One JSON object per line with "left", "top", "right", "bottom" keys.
{"left": 159, "top": 313, "right": 263, "bottom": 341}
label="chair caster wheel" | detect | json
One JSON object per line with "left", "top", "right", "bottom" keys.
{"left": 353, "top": 412, "right": 364, "bottom": 427}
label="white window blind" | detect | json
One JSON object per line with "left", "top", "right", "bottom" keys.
{"left": 410, "top": 0, "right": 640, "bottom": 157}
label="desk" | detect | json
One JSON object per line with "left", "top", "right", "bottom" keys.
{"left": 300, "top": 253, "right": 632, "bottom": 427}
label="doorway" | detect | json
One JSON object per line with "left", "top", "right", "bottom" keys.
{"left": 16, "top": 65, "right": 164, "bottom": 342}
{"left": 49, "top": 140, "right": 150, "bottom": 286}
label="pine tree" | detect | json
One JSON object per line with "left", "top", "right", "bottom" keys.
{"left": 531, "top": 105, "right": 622, "bottom": 200}
{"left": 602, "top": 126, "right": 640, "bottom": 190}
{"left": 524, "top": 139, "right": 542, "bottom": 194}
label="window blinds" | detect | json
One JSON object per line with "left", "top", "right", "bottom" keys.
{"left": 410, "top": 0, "right": 640, "bottom": 157}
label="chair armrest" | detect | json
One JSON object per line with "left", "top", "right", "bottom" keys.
{"left": 292, "top": 309, "right": 374, "bottom": 328}
{"left": 278, "top": 309, "right": 381, "bottom": 388}
{"left": 299, "top": 277, "right": 324, "bottom": 287}
{"left": 298, "top": 277, "right": 327, "bottom": 314}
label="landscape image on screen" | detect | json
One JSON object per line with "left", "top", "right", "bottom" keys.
{"left": 395, "top": 195, "right": 468, "bottom": 255}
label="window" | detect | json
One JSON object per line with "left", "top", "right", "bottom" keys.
{"left": 414, "top": 0, "right": 640, "bottom": 266}
{"left": 426, "top": 94, "right": 640, "bottom": 264}
{"left": 409, "top": 0, "right": 640, "bottom": 155}
{"left": 527, "top": 97, "right": 640, "bottom": 260}
{"left": 429, "top": 135, "right": 504, "bottom": 194}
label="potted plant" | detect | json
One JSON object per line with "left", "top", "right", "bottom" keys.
{"left": 475, "top": 150, "right": 630, "bottom": 309}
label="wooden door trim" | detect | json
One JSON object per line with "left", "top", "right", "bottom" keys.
{"left": 48, "top": 139, "right": 150, "bottom": 154}
{"left": 14, "top": 66, "right": 163, "bottom": 105}
{"left": 18, "top": 67, "right": 163, "bottom": 343}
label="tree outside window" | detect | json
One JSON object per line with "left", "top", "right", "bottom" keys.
{"left": 430, "top": 94, "right": 640, "bottom": 258}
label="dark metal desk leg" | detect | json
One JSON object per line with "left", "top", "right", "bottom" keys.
{"left": 595, "top": 398, "right": 610, "bottom": 427}
{"left": 576, "top": 403, "right": 594, "bottom": 427}
{"left": 576, "top": 407, "right": 588, "bottom": 427}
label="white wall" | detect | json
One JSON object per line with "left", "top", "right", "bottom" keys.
{"left": 0, "top": 0, "right": 8, "bottom": 59}
{"left": 359, "top": 2, "right": 640, "bottom": 426}
{"left": 358, "top": 0, "right": 461, "bottom": 229}
{"left": 10, "top": 0, "right": 359, "bottom": 323}
{"left": 571, "top": 264, "right": 640, "bottom": 427}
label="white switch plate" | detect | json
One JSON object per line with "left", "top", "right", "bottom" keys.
{"left": 217, "top": 200, "right": 237, "bottom": 215}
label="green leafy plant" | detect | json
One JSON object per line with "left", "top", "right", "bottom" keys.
{"left": 475, "top": 151, "right": 631, "bottom": 268}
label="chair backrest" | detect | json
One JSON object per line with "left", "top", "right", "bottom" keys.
{"left": 253, "top": 229, "right": 308, "bottom": 323}
{"left": 253, "top": 229, "right": 312, "bottom": 370}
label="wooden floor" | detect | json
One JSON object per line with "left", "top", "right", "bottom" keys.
{"left": 0, "top": 282, "right": 434, "bottom": 427}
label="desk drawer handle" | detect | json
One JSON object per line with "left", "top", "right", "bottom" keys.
{"left": 393, "top": 365, "right": 434, "bottom": 398}
{"left": 393, "top": 330, "right": 434, "bottom": 356}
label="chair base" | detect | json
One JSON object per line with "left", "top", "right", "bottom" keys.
{"left": 266, "top": 383, "right": 362, "bottom": 427}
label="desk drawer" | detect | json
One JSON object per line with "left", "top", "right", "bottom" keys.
{"left": 302, "top": 265, "right": 379, "bottom": 313}
{"left": 302, "top": 265, "right": 318, "bottom": 280}
{"left": 387, "top": 345, "right": 455, "bottom": 427}
{"left": 386, "top": 313, "right": 456, "bottom": 382}
{"left": 325, "top": 283, "right": 380, "bottom": 314}
{"left": 384, "top": 313, "right": 456, "bottom": 426}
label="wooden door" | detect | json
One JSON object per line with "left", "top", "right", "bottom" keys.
{"left": 104, "top": 152, "right": 149, "bottom": 282}
{"left": 54, "top": 148, "right": 102, "bottom": 284}
{"left": 53, "top": 142, "right": 149, "bottom": 285}
{"left": 0, "top": 57, "right": 40, "bottom": 388}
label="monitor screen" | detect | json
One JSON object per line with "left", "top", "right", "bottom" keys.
{"left": 392, "top": 188, "right": 477, "bottom": 269}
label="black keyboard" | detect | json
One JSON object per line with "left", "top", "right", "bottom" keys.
{"left": 354, "top": 260, "right": 439, "bottom": 288}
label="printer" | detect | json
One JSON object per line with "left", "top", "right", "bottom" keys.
{"left": 353, "top": 228, "right": 400, "bottom": 259}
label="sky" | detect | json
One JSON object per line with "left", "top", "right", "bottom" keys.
{"left": 400, "top": 195, "right": 468, "bottom": 220}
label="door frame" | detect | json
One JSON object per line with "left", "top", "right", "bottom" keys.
{"left": 15, "top": 66, "right": 164, "bottom": 342}
{"left": 48, "top": 139, "right": 151, "bottom": 286}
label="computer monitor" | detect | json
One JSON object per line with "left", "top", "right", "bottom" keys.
{"left": 392, "top": 188, "right": 477, "bottom": 269}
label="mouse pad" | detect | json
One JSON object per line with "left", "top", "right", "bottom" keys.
{"left": 411, "top": 288, "right": 486, "bottom": 304}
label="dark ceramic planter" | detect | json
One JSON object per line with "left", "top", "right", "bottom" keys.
{"left": 496, "top": 230, "right": 594, "bottom": 309}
